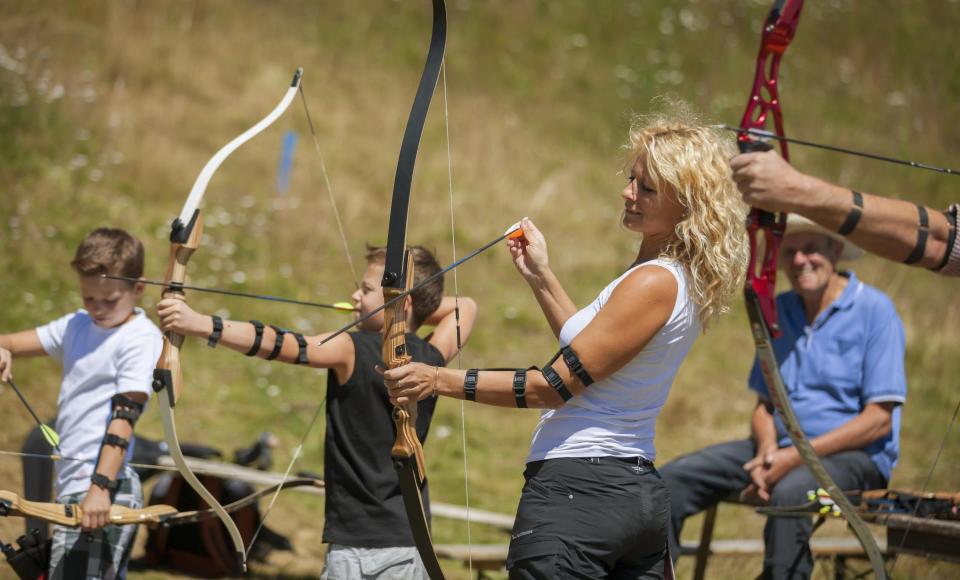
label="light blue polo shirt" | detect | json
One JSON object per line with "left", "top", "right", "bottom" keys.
{"left": 748, "top": 272, "right": 906, "bottom": 481}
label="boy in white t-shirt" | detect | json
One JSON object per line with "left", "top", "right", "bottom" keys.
{"left": 0, "top": 227, "right": 162, "bottom": 579}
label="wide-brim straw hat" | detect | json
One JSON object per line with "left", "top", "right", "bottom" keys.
{"left": 784, "top": 214, "right": 864, "bottom": 261}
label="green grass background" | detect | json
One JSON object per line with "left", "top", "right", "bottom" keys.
{"left": 1, "top": 1, "right": 958, "bottom": 578}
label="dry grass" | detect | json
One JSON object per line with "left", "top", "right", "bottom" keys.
{"left": 1, "top": 1, "right": 958, "bottom": 578}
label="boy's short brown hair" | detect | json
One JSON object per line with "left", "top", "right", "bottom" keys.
{"left": 71, "top": 228, "right": 145, "bottom": 279}
{"left": 364, "top": 244, "right": 443, "bottom": 329}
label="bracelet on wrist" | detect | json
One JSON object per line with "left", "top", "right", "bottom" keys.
{"left": 207, "top": 315, "right": 223, "bottom": 348}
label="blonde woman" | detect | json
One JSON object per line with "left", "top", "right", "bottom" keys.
{"left": 384, "top": 116, "right": 747, "bottom": 579}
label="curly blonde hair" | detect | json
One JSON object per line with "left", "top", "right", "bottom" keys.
{"left": 624, "top": 110, "right": 748, "bottom": 330}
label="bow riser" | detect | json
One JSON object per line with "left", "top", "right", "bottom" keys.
{"left": 155, "top": 211, "right": 204, "bottom": 407}
{"left": 385, "top": 253, "right": 427, "bottom": 481}
{"left": 738, "top": 1, "right": 802, "bottom": 338}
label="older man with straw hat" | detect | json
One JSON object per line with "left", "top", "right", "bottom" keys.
{"left": 661, "top": 214, "right": 906, "bottom": 580}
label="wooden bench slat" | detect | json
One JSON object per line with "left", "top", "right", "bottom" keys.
{"left": 435, "top": 536, "right": 889, "bottom": 572}
{"left": 682, "top": 536, "right": 887, "bottom": 557}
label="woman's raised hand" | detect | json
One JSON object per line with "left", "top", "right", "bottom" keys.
{"left": 507, "top": 217, "right": 549, "bottom": 280}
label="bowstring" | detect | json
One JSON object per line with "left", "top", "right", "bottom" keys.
{"left": 245, "top": 78, "right": 356, "bottom": 554}
{"left": 888, "top": 396, "right": 960, "bottom": 574}
{"left": 0, "top": 448, "right": 301, "bottom": 481}
{"left": 244, "top": 397, "right": 326, "bottom": 560}
{"left": 299, "top": 82, "right": 361, "bottom": 291}
{"left": 441, "top": 60, "right": 473, "bottom": 575}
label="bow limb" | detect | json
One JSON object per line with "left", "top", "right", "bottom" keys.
{"left": 161, "top": 477, "right": 324, "bottom": 527}
{"left": 380, "top": 1, "right": 447, "bottom": 577}
{"left": 0, "top": 490, "right": 177, "bottom": 527}
{"left": 738, "top": 2, "right": 888, "bottom": 577}
{"left": 0, "top": 479, "right": 321, "bottom": 529}
{"left": 151, "top": 69, "right": 304, "bottom": 575}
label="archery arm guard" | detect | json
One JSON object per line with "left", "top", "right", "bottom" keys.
{"left": 110, "top": 393, "right": 144, "bottom": 427}
{"left": 560, "top": 344, "right": 595, "bottom": 386}
{"left": 541, "top": 351, "right": 574, "bottom": 403}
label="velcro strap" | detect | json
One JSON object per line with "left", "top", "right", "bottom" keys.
{"left": 463, "top": 369, "right": 479, "bottom": 402}
{"left": 111, "top": 408, "right": 140, "bottom": 426}
{"left": 102, "top": 433, "right": 129, "bottom": 450}
{"left": 837, "top": 190, "right": 864, "bottom": 236}
{"left": 560, "top": 345, "right": 594, "bottom": 386}
{"left": 246, "top": 320, "right": 265, "bottom": 356}
{"left": 292, "top": 332, "right": 308, "bottom": 365}
{"left": 111, "top": 393, "right": 144, "bottom": 414}
{"left": 207, "top": 315, "right": 223, "bottom": 348}
{"left": 904, "top": 204, "right": 930, "bottom": 264}
{"left": 542, "top": 364, "right": 573, "bottom": 402}
{"left": 267, "top": 325, "right": 288, "bottom": 360}
{"left": 513, "top": 368, "right": 528, "bottom": 408}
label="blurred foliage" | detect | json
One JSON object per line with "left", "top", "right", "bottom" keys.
{"left": 1, "top": 1, "right": 958, "bottom": 578}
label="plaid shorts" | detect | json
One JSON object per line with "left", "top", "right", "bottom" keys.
{"left": 48, "top": 467, "right": 143, "bottom": 580}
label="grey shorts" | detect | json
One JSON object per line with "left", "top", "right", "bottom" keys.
{"left": 321, "top": 543, "right": 429, "bottom": 580}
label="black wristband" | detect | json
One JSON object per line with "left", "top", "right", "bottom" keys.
{"left": 246, "top": 320, "right": 265, "bottom": 356}
{"left": 267, "top": 325, "right": 288, "bottom": 360}
{"left": 207, "top": 315, "right": 223, "bottom": 348}
{"left": 292, "top": 332, "right": 308, "bottom": 365}
{"left": 512, "top": 368, "right": 528, "bottom": 408}
{"left": 904, "top": 204, "right": 930, "bottom": 264}
{"left": 837, "top": 190, "right": 864, "bottom": 236}
{"left": 90, "top": 473, "right": 118, "bottom": 492}
{"left": 463, "top": 369, "right": 479, "bottom": 402}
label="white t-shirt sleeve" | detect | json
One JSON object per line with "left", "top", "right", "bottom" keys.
{"left": 114, "top": 324, "right": 163, "bottom": 397}
{"left": 35, "top": 312, "right": 77, "bottom": 362}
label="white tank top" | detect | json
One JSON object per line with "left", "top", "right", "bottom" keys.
{"left": 526, "top": 259, "right": 699, "bottom": 464}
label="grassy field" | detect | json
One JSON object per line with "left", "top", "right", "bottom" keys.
{"left": 1, "top": 1, "right": 958, "bottom": 578}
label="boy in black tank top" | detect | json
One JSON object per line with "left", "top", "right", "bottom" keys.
{"left": 156, "top": 245, "right": 477, "bottom": 578}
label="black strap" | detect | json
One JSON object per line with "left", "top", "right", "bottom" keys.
{"left": 111, "top": 407, "right": 140, "bottom": 426}
{"left": 512, "top": 369, "right": 528, "bottom": 408}
{"left": 904, "top": 204, "right": 929, "bottom": 264}
{"left": 935, "top": 207, "right": 958, "bottom": 271}
{"left": 111, "top": 393, "right": 144, "bottom": 414}
{"left": 207, "top": 315, "right": 223, "bottom": 348}
{"left": 292, "top": 332, "right": 308, "bottom": 365}
{"left": 560, "top": 345, "right": 594, "bottom": 386}
{"left": 267, "top": 325, "right": 288, "bottom": 360}
{"left": 542, "top": 364, "right": 573, "bottom": 402}
{"left": 246, "top": 320, "right": 265, "bottom": 356}
{"left": 101, "top": 433, "right": 129, "bottom": 450}
{"left": 90, "top": 473, "right": 119, "bottom": 492}
{"left": 837, "top": 190, "right": 864, "bottom": 236}
{"left": 463, "top": 369, "right": 479, "bottom": 402}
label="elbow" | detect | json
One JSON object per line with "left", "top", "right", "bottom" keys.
{"left": 528, "top": 386, "right": 567, "bottom": 410}
{"left": 874, "top": 415, "right": 893, "bottom": 439}
{"left": 543, "top": 398, "right": 565, "bottom": 410}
